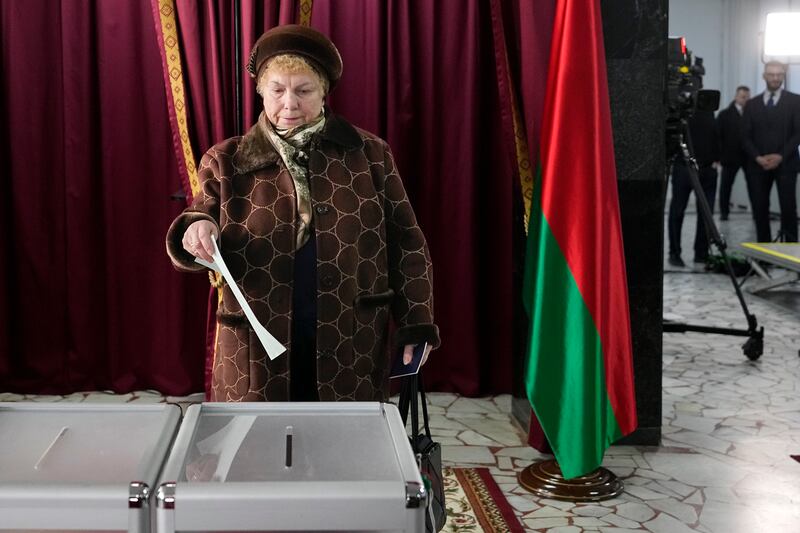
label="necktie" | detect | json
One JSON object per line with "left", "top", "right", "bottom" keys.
{"left": 767, "top": 92, "right": 775, "bottom": 108}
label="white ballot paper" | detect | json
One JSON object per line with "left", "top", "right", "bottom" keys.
{"left": 195, "top": 236, "right": 286, "bottom": 360}
{"left": 195, "top": 415, "right": 257, "bottom": 482}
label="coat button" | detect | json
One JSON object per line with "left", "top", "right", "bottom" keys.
{"left": 321, "top": 275, "right": 335, "bottom": 288}
{"left": 315, "top": 204, "right": 330, "bottom": 215}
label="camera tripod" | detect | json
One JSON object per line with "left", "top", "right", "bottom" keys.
{"left": 663, "top": 119, "right": 764, "bottom": 360}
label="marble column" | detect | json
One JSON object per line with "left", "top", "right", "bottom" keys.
{"left": 512, "top": 0, "right": 666, "bottom": 446}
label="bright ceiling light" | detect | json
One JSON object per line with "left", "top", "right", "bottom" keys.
{"left": 764, "top": 12, "right": 800, "bottom": 57}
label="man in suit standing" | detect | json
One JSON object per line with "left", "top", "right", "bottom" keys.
{"left": 668, "top": 109, "right": 720, "bottom": 267}
{"left": 716, "top": 85, "right": 750, "bottom": 220}
{"left": 741, "top": 61, "right": 800, "bottom": 242}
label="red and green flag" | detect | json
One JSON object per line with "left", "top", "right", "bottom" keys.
{"left": 523, "top": 0, "right": 637, "bottom": 479}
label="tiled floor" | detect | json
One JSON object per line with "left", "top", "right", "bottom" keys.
{"left": 2, "top": 212, "right": 799, "bottom": 532}
{"left": 431, "top": 211, "right": 800, "bottom": 531}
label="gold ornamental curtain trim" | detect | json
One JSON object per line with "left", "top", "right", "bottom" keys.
{"left": 509, "top": 73, "right": 534, "bottom": 233}
{"left": 487, "top": 0, "right": 534, "bottom": 234}
{"left": 299, "top": 0, "right": 314, "bottom": 26}
{"left": 152, "top": 0, "right": 200, "bottom": 200}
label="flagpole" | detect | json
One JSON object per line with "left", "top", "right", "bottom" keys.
{"left": 516, "top": 0, "right": 636, "bottom": 501}
{"left": 518, "top": 460, "right": 622, "bottom": 501}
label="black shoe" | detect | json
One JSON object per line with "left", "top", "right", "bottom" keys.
{"left": 693, "top": 257, "right": 709, "bottom": 271}
{"left": 668, "top": 255, "right": 685, "bottom": 267}
{"left": 720, "top": 214, "right": 729, "bottom": 221}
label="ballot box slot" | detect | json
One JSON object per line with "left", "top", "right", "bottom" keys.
{"left": 33, "top": 425, "right": 69, "bottom": 470}
{"left": 284, "top": 426, "right": 293, "bottom": 468}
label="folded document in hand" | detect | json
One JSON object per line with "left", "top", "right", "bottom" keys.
{"left": 195, "top": 237, "right": 286, "bottom": 360}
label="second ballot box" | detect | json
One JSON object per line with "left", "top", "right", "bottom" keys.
{"left": 155, "top": 402, "right": 426, "bottom": 533}
{"left": 0, "top": 402, "right": 181, "bottom": 533}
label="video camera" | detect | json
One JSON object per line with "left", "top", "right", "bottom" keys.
{"left": 661, "top": 38, "right": 764, "bottom": 361}
{"left": 666, "top": 36, "right": 720, "bottom": 152}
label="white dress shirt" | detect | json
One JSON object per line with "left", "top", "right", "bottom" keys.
{"left": 763, "top": 88, "right": 782, "bottom": 106}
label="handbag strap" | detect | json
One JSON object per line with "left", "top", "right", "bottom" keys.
{"left": 409, "top": 375, "right": 421, "bottom": 452}
{"left": 417, "top": 373, "right": 433, "bottom": 440}
{"left": 398, "top": 372, "right": 432, "bottom": 452}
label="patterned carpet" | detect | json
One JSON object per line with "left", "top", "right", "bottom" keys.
{"left": 446, "top": 468, "right": 525, "bottom": 533}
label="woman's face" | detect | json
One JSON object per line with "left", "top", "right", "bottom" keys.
{"left": 261, "top": 68, "right": 325, "bottom": 128}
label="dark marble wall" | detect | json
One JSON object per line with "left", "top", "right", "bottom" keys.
{"left": 603, "top": 0, "right": 666, "bottom": 445}
{"left": 512, "top": 0, "right": 667, "bottom": 446}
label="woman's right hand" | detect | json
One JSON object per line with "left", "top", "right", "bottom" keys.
{"left": 182, "top": 220, "right": 218, "bottom": 263}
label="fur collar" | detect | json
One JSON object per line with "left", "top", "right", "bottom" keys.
{"left": 232, "top": 112, "right": 364, "bottom": 175}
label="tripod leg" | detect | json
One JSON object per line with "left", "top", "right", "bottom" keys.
{"left": 693, "top": 167, "right": 718, "bottom": 262}
{"left": 678, "top": 120, "right": 762, "bottom": 360}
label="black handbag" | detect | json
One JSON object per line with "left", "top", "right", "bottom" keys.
{"left": 399, "top": 373, "right": 447, "bottom": 532}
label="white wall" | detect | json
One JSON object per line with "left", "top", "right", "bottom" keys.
{"left": 670, "top": 0, "right": 800, "bottom": 105}
{"left": 669, "top": 0, "right": 800, "bottom": 214}
{"left": 668, "top": 0, "right": 724, "bottom": 96}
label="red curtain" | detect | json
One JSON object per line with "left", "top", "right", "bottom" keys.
{"left": 175, "top": 0, "right": 298, "bottom": 151}
{"left": 1, "top": 0, "right": 553, "bottom": 397}
{"left": 0, "top": 0, "right": 207, "bottom": 394}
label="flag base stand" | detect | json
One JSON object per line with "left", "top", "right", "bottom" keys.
{"left": 518, "top": 459, "right": 623, "bottom": 502}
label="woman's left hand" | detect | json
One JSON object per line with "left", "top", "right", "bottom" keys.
{"left": 403, "top": 343, "right": 432, "bottom": 366}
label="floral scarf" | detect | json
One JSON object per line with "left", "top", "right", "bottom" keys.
{"left": 264, "top": 113, "right": 326, "bottom": 249}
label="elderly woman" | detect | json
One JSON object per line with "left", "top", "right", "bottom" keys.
{"left": 166, "top": 25, "right": 439, "bottom": 402}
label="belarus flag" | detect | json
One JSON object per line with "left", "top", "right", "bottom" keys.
{"left": 523, "top": 0, "right": 638, "bottom": 479}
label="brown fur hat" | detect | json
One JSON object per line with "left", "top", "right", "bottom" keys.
{"left": 246, "top": 24, "right": 343, "bottom": 89}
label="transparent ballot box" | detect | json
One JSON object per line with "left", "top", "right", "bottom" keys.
{"left": 0, "top": 402, "right": 181, "bottom": 533}
{"left": 155, "top": 402, "right": 425, "bottom": 533}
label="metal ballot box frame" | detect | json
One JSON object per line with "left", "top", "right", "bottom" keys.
{"left": 155, "top": 402, "right": 426, "bottom": 533}
{"left": 0, "top": 402, "right": 181, "bottom": 533}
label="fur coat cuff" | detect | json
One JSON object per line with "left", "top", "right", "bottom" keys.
{"left": 165, "top": 212, "right": 219, "bottom": 272}
{"left": 395, "top": 323, "right": 441, "bottom": 351}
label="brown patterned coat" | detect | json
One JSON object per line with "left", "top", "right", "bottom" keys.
{"left": 166, "top": 113, "right": 439, "bottom": 402}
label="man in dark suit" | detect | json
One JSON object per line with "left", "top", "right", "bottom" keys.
{"left": 716, "top": 85, "right": 750, "bottom": 220}
{"left": 741, "top": 61, "right": 800, "bottom": 242}
{"left": 668, "top": 109, "right": 720, "bottom": 267}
